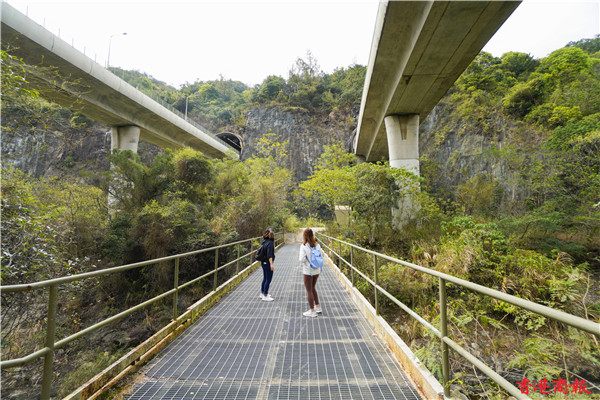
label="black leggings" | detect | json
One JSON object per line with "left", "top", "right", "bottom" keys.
{"left": 303, "top": 274, "right": 319, "bottom": 309}
{"left": 261, "top": 262, "right": 273, "bottom": 295}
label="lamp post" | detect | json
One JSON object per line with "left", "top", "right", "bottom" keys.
{"left": 185, "top": 96, "right": 189, "bottom": 120}
{"left": 107, "top": 32, "right": 127, "bottom": 68}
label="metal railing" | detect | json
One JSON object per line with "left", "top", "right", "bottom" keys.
{"left": 5, "top": 1, "right": 238, "bottom": 156}
{"left": 316, "top": 232, "right": 600, "bottom": 400}
{"left": 124, "top": 80, "right": 239, "bottom": 155}
{"left": 0, "top": 232, "right": 283, "bottom": 399}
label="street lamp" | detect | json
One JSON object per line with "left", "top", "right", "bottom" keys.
{"left": 107, "top": 32, "right": 127, "bottom": 68}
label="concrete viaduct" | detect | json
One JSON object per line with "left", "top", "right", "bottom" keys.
{"left": 355, "top": 0, "right": 521, "bottom": 175}
{"left": 0, "top": 2, "right": 236, "bottom": 159}
{"left": 2, "top": 1, "right": 520, "bottom": 168}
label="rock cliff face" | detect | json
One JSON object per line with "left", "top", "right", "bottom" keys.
{"left": 2, "top": 125, "right": 111, "bottom": 178}
{"left": 1, "top": 123, "right": 161, "bottom": 179}
{"left": 3, "top": 101, "right": 521, "bottom": 190}
{"left": 240, "top": 107, "right": 357, "bottom": 181}
{"left": 2, "top": 107, "right": 357, "bottom": 183}
{"left": 418, "top": 101, "right": 530, "bottom": 200}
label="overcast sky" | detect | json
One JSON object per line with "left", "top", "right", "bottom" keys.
{"left": 5, "top": 0, "right": 599, "bottom": 88}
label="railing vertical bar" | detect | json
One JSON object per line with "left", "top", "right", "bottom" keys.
{"left": 374, "top": 254, "right": 379, "bottom": 316}
{"left": 338, "top": 240, "right": 342, "bottom": 270}
{"left": 40, "top": 284, "right": 58, "bottom": 400}
{"left": 213, "top": 248, "right": 219, "bottom": 291}
{"left": 350, "top": 246, "right": 354, "bottom": 286}
{"left": 173, "top": 258, "right": 180, "bottom": 319}
{"left": 236, "top": 245, "right": 240, "bottom": 275}
{"left": 439, "top": 277, "right": 450, "bottom": 397}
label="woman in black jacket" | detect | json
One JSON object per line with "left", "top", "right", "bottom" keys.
{"left": 259, "top": 228, "right": 276, "bottom": 301}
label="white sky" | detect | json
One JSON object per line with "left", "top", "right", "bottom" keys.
{"left": 4, "top": 0, "right": 599, "bottom": 88}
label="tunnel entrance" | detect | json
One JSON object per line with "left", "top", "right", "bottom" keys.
{"left": 216, "top": 132, "right": 243, "bottom": 153}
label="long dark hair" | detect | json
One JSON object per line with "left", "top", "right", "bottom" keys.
{"left": 303, "top": 228, "right": 316, "bottom": 247}
{"left": 263, "top": 228, "right": 274, "bottom": 240}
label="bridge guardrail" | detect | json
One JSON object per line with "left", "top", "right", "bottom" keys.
{"left": 128, "top": 83, "right": 239, "bottom": 155}
{"left": 316, "top": 232, "right": 600, "bottom": 400}
{"left": 1, "top": 231, "right": 284, "bottom": 399}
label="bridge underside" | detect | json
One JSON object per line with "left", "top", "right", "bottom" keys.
{"left": 125, "top": 245, "right": 422, "bottom": 400}
{"left": 355, "top": 1, "right": 520, "bottom": 162}
{"left": 1, "top": 2, "right": 235, "bottom": 159}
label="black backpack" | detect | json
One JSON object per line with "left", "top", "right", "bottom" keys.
{"left": 255, "top": 240, "right": 268, "bottom": 262}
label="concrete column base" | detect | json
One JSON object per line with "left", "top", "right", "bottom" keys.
{"left": 384, "top": 114, "right": 420, "bottom": 228}
{"left": 111, "top": 125, "right": 141, "bottom": 153}
{"left": 384, "top": 114, "right": 420, "bottom": 176}
{"left": 109, "top": 125, "right": 141, "bottom": 214}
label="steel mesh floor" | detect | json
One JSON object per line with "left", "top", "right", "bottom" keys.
{"left": 126, "top": 244, "right": 422, "bottom": 400}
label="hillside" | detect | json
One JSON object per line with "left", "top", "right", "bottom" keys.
{"left": 1, "top": 37, "right": 599, "bottom": 399}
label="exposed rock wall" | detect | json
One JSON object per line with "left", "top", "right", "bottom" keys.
{"left": 419, "top": 101, "right": 525, "bottom": 193}
{"left": 2, "top": 107, "right": 356, "bottom": 183}
{"left": 1, "top": 123, "right": 161, "bottom": 179}
{"left": 241, "top": 107, "right": 356, "bottom": 182}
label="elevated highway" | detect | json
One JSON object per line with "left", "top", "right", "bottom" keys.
{"left": 1, "top": 2, "right": 235, "bottom": 159}
{"left": 355, "top": 1, "right": 521, "bottom": 172}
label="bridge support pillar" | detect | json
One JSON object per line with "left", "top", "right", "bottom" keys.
{"left": 384, "top": 114, "right": 420, "bottom": 228}
{"left": 384, "top": 114, "right": 420, "bottom": 175}
{"left": 108, "top": 126, "right": 141, "bottom": 214}
{"left": 111, "top": 125, "right": 141, "bottom": 153}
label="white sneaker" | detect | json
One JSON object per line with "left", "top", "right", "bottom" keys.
{"left": 314, "top": 305, "right": 322, "bottom": 314}
{"left": 262, "top": 294, "right": 274, "bottom": 302}
{"left": 259, "top": 294, "right": 265, "bottom": 299}
{"left": 303, "top": 310, "right": 317, "bottom": 317}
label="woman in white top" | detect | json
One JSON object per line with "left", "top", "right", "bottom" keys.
{"left": 298, "top": 228, "right": 322, "bottom": 317}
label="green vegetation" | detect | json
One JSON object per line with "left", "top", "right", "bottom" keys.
{"left": 110, "top": 51, "right": 366, "bottom": 132}
{"left": 313, "top": 36, "right": 600, "bottom": 399}
{"left": 2, "top": 36, "right": 600, "bottom": 399}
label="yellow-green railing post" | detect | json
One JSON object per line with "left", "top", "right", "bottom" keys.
{"left": 40, "top": 284, "right": 58, "bottom": 400}
{"left": 350, "top": 246, "right": 354, "bottom": 286}
{"left": 439, "top": 277, "right": 450, "bottom": 397}
{"left": 236, "top": 245, "right": 240, "bottom": 275}
{"left": 213, "top": 248, "right": 219, "bottom": 291}
{"left": 374, "top": 254, "right": 379, "bottom": 316}
{"left": 173, "top": 258, "right": 179, "bottom": 319}
{"left": 338, "top": 240, "right": 342, "bottom": 270}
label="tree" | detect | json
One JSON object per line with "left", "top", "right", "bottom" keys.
{"left": 322, "top": 64, "right": 367, "bottom": 110}
{"left": 289, "top": 50, "right": 322, "bottom": 80}
{"left": 349, "top": 162, "right": 400, "bottom": 244}
{"left": 255, "top": 131, "right": 290, "bottom": 169}
{"left": 257, "top": 75, "right": 286, "bottom": 102}
{"left": 546, "top": 113, "right": 600, "bottom": 150}
{"left": 287, "top": 51, "right": 325, "bottom": 111}
{"left": 540, "top": 47, "right": 590, "bottom": 85}
{"left": 299, "top": 166, "right": 356, "bottom": 211}
{"left": 502, "top": 76, "right": 548, "bottom": 118}
{"left": 314, "top": 143, "right": 355, "bottom": 171}
{"left": 500, "top": 52, "right": 538, "bottom": 80}
{"left": 566, "top": 34, "right": 600, "bottom": 54}
{"left": 0, "top": 50, "right": 39, "bottom": 106}
{"left": 210, "top": 135, "right": 294, "bottom": 239}
{"left": 457, "top": 52, "right": 502, "bottom": 93}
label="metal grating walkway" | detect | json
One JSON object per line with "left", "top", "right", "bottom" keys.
{"left": 125, "top": 244, "right": 422, "bottom": 400}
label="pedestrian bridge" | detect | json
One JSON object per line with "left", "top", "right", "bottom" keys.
{"left": 2, "top": 232, "right": 598, "bottom": 400}
{"left": 125, "top": 244, "right": 421, "bottom": 400}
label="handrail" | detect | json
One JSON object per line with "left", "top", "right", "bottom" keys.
{"left": 0, "top": 231, "right": 283, "bottom": 399}
{"left": 316, "top": 232, "right": 600, "bottom": 400}
{"left": 1, "top": 237, "right": 261, "bottom": 292}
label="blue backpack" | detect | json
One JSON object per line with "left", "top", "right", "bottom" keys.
{"left": 306, "top": 244, "right": 323, "bottom": 272}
